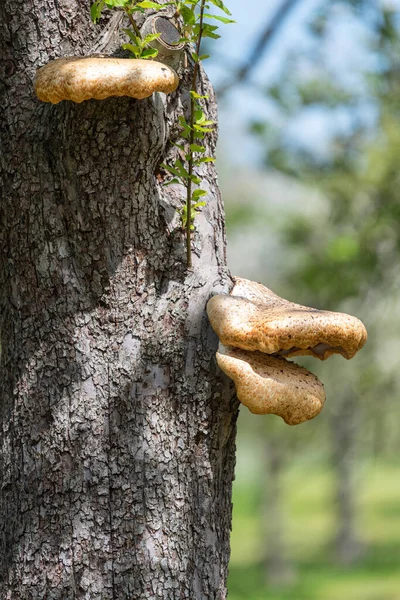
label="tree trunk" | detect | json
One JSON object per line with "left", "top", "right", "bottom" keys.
{"left": 263, "top": 439, "right": 294, "bottom": 587}
{"left": 331, "top": 396, "right": 363, "bottom": 566}
{"left": 0, "top": 2, "right": 238, "bottom": 598}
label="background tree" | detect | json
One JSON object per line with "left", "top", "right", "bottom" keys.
{"left": 251, "top": 0, "right": 400, "bottom": 566}
{"left": 213, "top": 0, "right": 400, "bottom": 595}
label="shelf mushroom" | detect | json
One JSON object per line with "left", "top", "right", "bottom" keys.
{"left": 34, "top": 57, "right": 179, "bottom": 104}
{"left": 207, "top": 278, "right": 367, "bottom": 426}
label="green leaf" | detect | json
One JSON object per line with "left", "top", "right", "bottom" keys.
{"left": 179, "top": 116, "right": 192, "bottom": 136}
{"left": 91, "top": 4, "right": 100, "bottom": 22}
{"left": 192, "top": 189, "right": 207, "bottom": 200}
{"left": 202, "top": 23, "right": 219, "bottom": 32}
{"left": 171, "top": 142, "right": 186, "bottom": 151}
{"left": 198, "top": 54, "right": 210, "bottom": 61}
{"left": 91, "top": 0, "right": 106, "bottom": 23}
{"left": 190, "top": 91, "right": 208, "bottom": 99}
{"left": 175, "top": 160, "right": 189, "bottom": 178}
{"left": 163, "top": 177, "right": 181, "bottom": 186}
{"left": 190, "top": 144, "right": 206, "bottom": 153}
{"left": 122, "top": 43, "right": 141, "bottom": 57}
{"left": 204, "top": 13, "right": 235, "bottom": 23}
{"left": 105, "top": 0, "right": 129, "bottom": 6}
{"left": 142, "top": 32, "right": 162, "bottom": 44}
{"left": 202, "top": 29, "right": 221, "bottom": 39}
{"left": 192, "top": 201, "right": 206, "bottom": 210}
{"left": 141, "top": 47, "right": 159, "bottom": 58}
{"left": 194, "top": 125, "right": 214, "bottom": 133}
{"left": 180, "top": 204, "right": 188, "bottom": 228}
{"left": 194, "top": 109, "right": 205, "bottom": 124}
{"left": 181, "top": 5, "right": 196, "bottom": 25}
{"left": 161, "top": 163, "right": 183, "bottom": 179}
{"left": 209, "top": 0, "right": 232, "bottom": 15}
{"left": 201, "top": 23, "right": 221, "bottom": 39}
{"left": 196, "top": 157, "right": 216, "bottom": 163}
{"left": 136, "top": 0, "right": 162, "bottom": 8}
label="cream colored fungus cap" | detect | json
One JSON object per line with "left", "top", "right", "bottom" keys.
{"left": 207, "top": 277, "right": 367, "bottom": 360}
{"left": 34, "top": 57, "right": 179, "bottom": 104}
{"left": 217, "top": 345, "right": 325, "bottom": 425}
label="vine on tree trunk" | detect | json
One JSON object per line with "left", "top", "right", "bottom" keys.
{"left": 91, "top": 0, "right": 234, "bottom": 267}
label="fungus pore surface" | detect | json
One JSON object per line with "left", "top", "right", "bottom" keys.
{"left": 207, "top": 277, "right": 367, "bottom": 425}
{"left": 34, "top": 57, "right": 179, "bottom": 104}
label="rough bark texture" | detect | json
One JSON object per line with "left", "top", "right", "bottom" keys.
{"left": 0, "top": 2, "right": 238, "bottom": 598}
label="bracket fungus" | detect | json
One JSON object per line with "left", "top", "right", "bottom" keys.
{"left": 34, "top": 57, "right": 179, "bottom": 104}
{"left": 207, "top": 278, "right": 367, "bottom": 426}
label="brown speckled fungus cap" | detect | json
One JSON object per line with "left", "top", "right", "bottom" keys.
{"left": 208, "top": 277, "right": 367, "bottom": 360}
{"left": 217, "top": 345, "right": 325, "bottom": 426}
{"left": 207, "top": 277, "right": 367, "bottom": 425}
{"left": 34, "top": 57, "right": 179, "bottom": 104}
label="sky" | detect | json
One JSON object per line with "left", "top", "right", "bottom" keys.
{"left": 206, "top": 0, "right": 323, "bottom": 164}
{"left": 208, "top": 0, "right": 320, "bottom": 86}
{"left": 205, "top": 0, "right": 380, "bottom": 165}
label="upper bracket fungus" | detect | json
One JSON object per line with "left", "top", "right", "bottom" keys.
{"left": 34, "top": 57, "right": 179, "bottom": 104}
{"left": 207, "top": 278, "right": 367, "bottom": 426}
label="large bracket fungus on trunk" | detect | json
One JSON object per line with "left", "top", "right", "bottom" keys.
{"left": 207, "top": 278, "right": 367, "bottom": 425}
{"left": 34, "top": 57, "right": 179, "bottom": 104}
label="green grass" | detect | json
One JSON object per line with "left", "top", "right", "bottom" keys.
{"left": 228, "top": 463, "right": 400, "bottom": 600}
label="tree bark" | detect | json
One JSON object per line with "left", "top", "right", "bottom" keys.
{"left": 0, "top": 2, "right": 238, "bottom": 598}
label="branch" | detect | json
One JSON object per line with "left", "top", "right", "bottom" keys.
{"left": 216, "top": 0, "right": 302, "bottom": 98}
{"left": 124, "top": 7, "right": 142, "bottom": 38}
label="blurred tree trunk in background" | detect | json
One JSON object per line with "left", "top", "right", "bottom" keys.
{"left": 0, "top": 1, "right": 239, "bottom": 597}
{"left": 331, "top": 395, "right": 363, "bottom": 566}
{"left": 263, "top": 438, "right": 294, "bottom": 586}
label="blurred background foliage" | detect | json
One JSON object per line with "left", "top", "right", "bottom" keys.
{"left": 209, "top": 0, "right": 400, "bottom": 598}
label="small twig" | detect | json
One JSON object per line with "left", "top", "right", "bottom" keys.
{"left": 124, "top": 7, "right": 142, "bottom": 38}
{"left": 186, "top": 0, "right": 206, "bottom": 268}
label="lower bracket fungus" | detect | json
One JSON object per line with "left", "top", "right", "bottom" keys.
{"left": 34, "top": 57, "right": 179, "bottom": 104}
{"left": 207, "top": 277, "right": 367, "bottom": 425}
